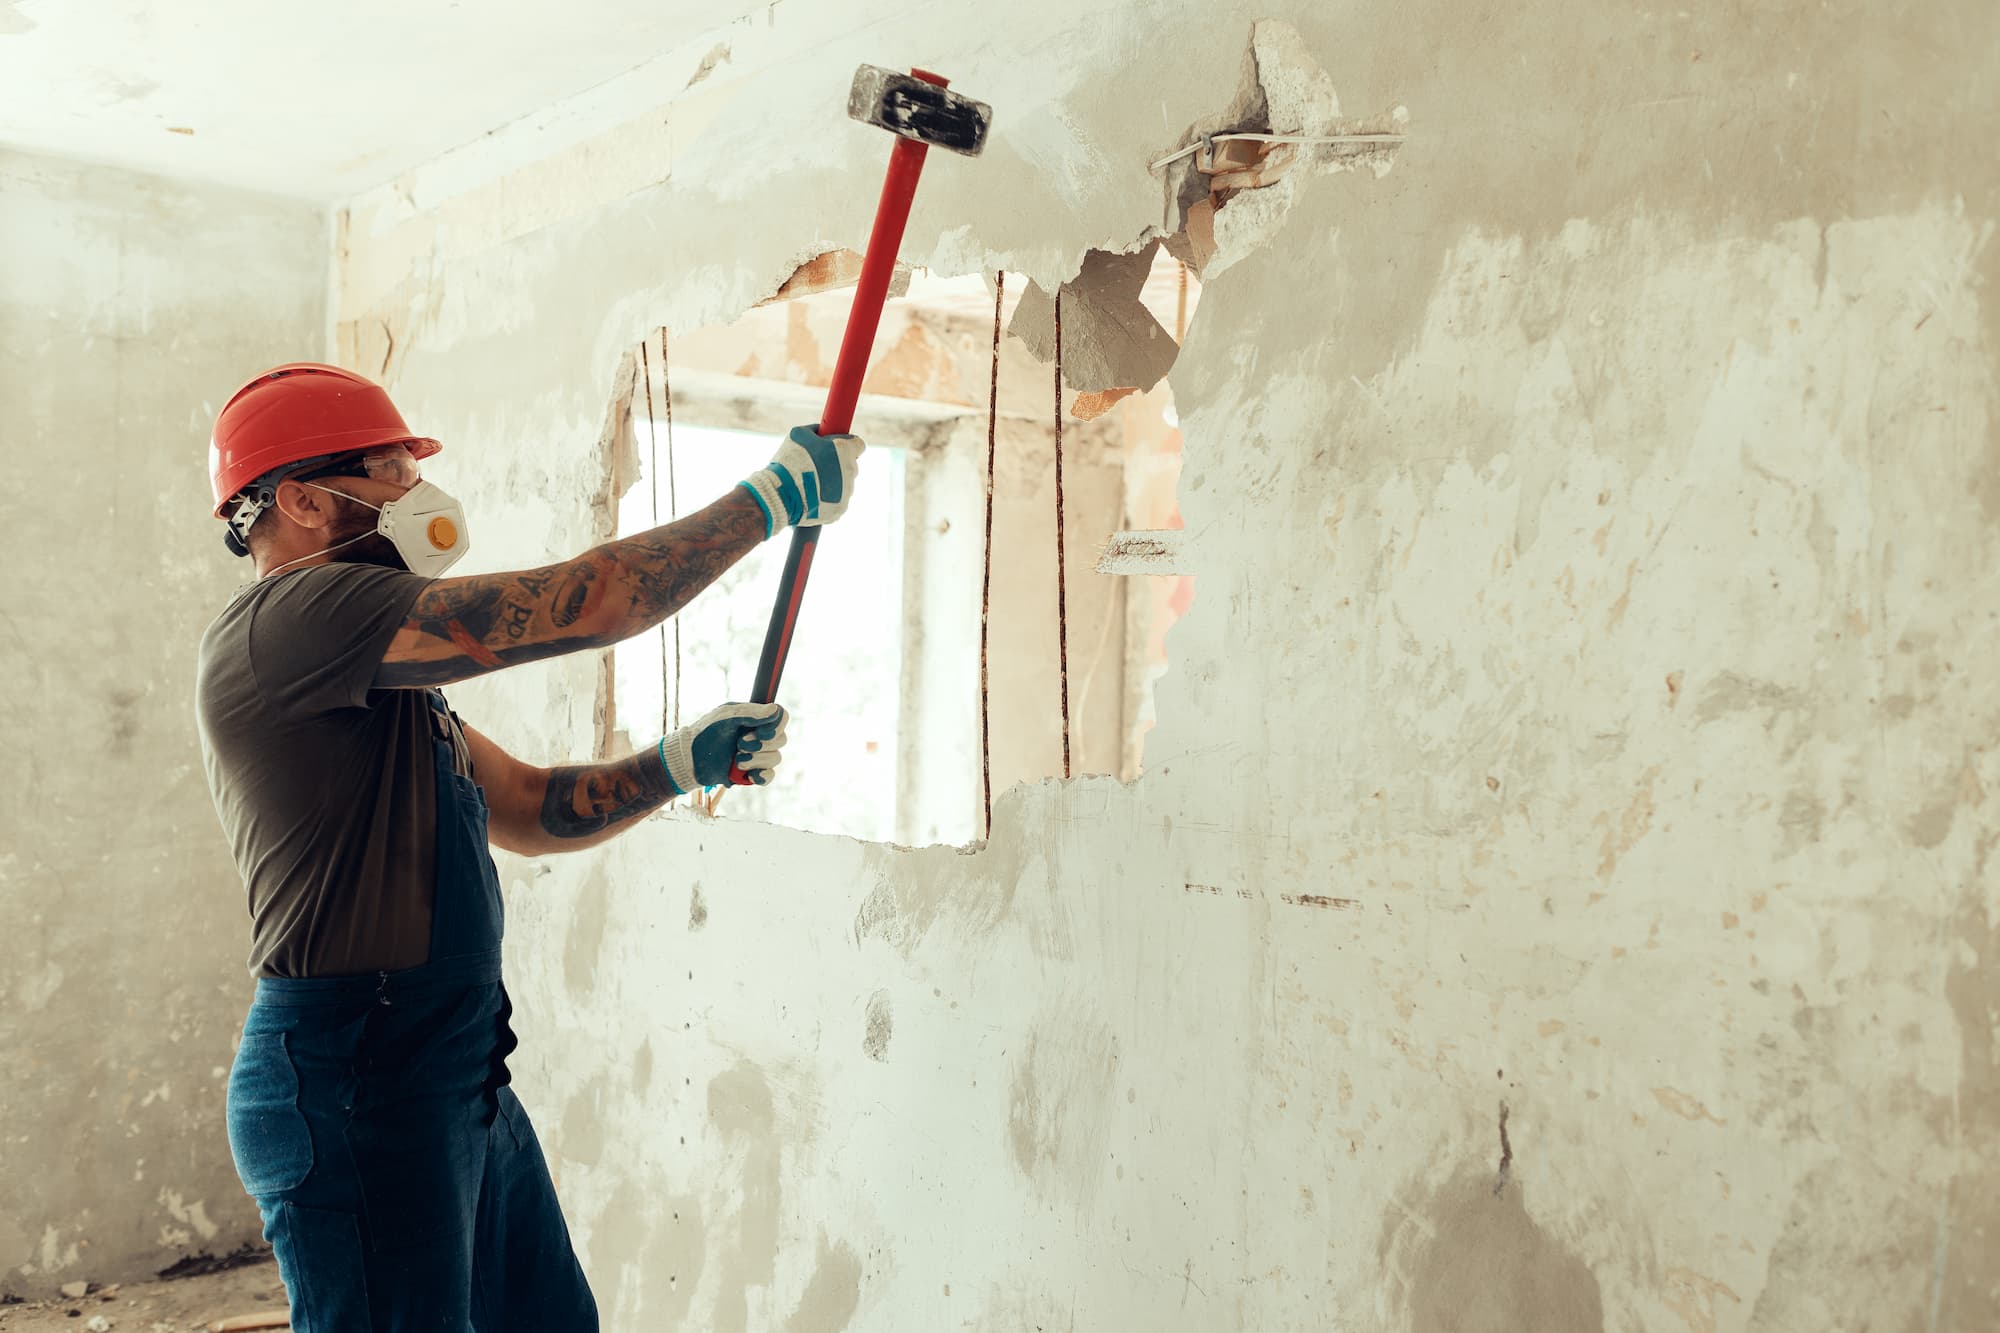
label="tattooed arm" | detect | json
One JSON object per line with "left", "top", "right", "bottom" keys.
{"left": 373, "top": 488, "right": 766, "bottom": 689}
{"left": 374, "top": 424, "right": 863, "bottom": 689}
{"left": 463, "top": 724, "right": 678, "bottom": 855}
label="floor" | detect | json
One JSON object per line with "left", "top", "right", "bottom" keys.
{"left": 0, "top": 1256, "right": 288, "bottom": 1333}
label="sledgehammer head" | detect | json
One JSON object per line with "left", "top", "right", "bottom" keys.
{"left": 848, "top": 65, "right": 991, "bottom": 156}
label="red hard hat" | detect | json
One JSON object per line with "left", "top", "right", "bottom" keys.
{"left": 209, "top": 363, "right": 440, "bottom": 517}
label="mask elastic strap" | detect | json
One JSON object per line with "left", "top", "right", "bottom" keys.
{"left": 260, "top": 484, "right": 385, "bottom": 578}
{"left": 262, "top": 531, "right": 372, "bottom": 578}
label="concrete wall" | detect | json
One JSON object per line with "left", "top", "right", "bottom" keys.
{"left": 333, "top": 1, "right": 2000, "bottom": 1328}
{"left": 0, "top": 151, "right": 328, "bottom": 1297}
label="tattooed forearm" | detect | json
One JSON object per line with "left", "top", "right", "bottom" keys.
{"left": 375, "top": 488, "right": 766, "bottom": 688}
{"left": 550, "top": 562, "right": 597, "bottom": 628}
{"left": 534, "top": 745, "right": 677, "bottom": 849}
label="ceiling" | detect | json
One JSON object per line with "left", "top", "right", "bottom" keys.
{"left": 0, "top": 0, "right": 764, "bottom": 200}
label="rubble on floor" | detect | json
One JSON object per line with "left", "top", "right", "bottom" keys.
{"left": 0, "top": 1257, "right": 287, "bottom": 1333}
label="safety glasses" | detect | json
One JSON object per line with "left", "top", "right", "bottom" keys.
{"left": 296, "top": 445, "right": 422, "bottom": 489}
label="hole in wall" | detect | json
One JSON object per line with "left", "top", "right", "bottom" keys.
{"left": 602, "top": 249, "right": 1200, "bottom": 847}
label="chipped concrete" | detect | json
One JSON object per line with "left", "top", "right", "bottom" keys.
{"left": 312, "top": 0, "right": 2000, "bottom": 1328}
{"left": 1008, "top": 241, "right": 1179, "bottom": 395}
{"left": 761, "top": 250, "right": 911, "bottom": 307}
{"left": 1159, "top": 19, "right": 1407, "bottom": 280}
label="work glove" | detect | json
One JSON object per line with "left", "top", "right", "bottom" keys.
{"left": 658, "top": 702, "right": 789, "bottom": 793}
{"left": 738, "top": 424, "right": 865, "bottom": 539}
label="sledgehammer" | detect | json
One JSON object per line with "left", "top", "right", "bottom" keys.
{"left": 729, "top": 65, "right": 992, "bottom": 785}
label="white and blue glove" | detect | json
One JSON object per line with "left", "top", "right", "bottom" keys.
{"left": 658, "top": 702, "right": 789, "bottom": 792}
{"left": 738, "top": 424, "right": 865, "bottom": 539}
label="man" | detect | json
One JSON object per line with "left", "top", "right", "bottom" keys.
{"left": 194, "top": 362, "right": 862, "bottom": 1331}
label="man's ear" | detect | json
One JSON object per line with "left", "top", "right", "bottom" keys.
{"left": 273, "top": 478, "right": 337, "bottom": 531}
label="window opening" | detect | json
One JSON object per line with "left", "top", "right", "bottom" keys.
{"left": 611, "top": 419, "right": 906, "bottom": 843}
{"left": 610, "top": 252, "right": 1198, "bottom": 848}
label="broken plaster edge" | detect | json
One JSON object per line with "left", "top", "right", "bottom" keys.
{"left": 1095, "top": 528, "right": 1195, "bottom": 576}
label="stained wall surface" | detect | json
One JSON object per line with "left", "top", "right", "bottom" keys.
{"left": 0, "top": 151, "right": 328, "bottom": 1297}
{"left": 331, "top": 1, "right": 2000, "bottom": 1328}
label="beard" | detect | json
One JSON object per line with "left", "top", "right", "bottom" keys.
{"left": 321, "top": 493, "right": 409, "bottom": 572}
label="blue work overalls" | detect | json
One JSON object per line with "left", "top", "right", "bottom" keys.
{"left": 225, "top": 693, "right": 598, "bottom": 1331}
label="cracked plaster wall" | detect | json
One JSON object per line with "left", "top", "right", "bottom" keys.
{"left": 334, "top": 1, "right": 2000, "bottom": 1328}
{"left": 0, "top": 150, "right": 328, "bottom": 1297}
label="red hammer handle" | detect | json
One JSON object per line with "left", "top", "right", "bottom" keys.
{"left": 728, "top": 70, "right": 947, "bottom": 786}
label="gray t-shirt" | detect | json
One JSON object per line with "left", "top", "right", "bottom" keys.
{"left": 196, "top": 562, "right": 472, "bottom": 978}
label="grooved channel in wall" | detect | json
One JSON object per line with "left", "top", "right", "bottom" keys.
{"left": 601, "top": 255, "right": 1199, "bottom": 847}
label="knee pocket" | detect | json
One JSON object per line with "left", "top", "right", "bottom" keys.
{"left": 227, "top": 1032, "right": 314, "bottom": 1197}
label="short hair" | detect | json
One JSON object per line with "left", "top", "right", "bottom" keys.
{"left": 243, "top": 507, "right": 278, "bottom": 557}
{"left": 223, "top": 452, "right": 342, "bottom": 557}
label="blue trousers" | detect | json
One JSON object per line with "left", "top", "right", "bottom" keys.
{"left": 228, "top": 957, "right": 598, "bottom": 1331}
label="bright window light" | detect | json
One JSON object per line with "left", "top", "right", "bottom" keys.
{"left": 614, "top": 421, "right": 906, "bottom": 843}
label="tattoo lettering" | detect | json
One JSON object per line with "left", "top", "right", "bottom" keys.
{"left": 499, "top": 599, "right": 535, "bottom": 640}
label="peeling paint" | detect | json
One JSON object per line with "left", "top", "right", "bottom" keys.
{"left": 155, "top": 1191, "right": 218, "bottom": 1242}
{"left": 321, "top": 2, "right": 2000, "bottom": 1328}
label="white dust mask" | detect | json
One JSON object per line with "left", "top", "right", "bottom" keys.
{"left": 290, "top": 478, "right": 471, "bottom": 578}
{"left": 365, "top": 479, "right": 470, "bottom": 577}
